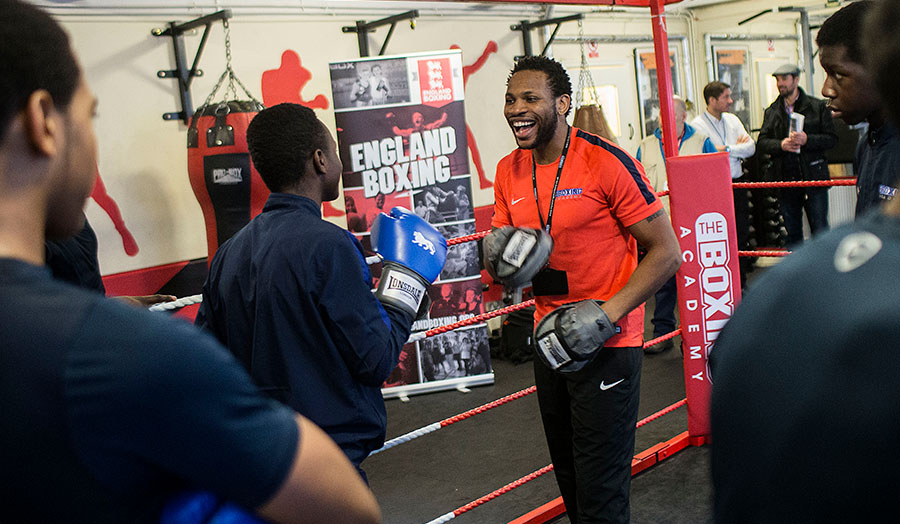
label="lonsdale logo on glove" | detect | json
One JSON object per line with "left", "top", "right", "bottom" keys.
{"left": 371, "top": 206, "right": 448, "bottom": 318}
{"left": 381, "top": 272, "right": 426, "bottom": 313}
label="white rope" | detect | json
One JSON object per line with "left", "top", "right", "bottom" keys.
{"left": 423, "top": 512, "right": 456, "bottom": 524}
{"left": 148, "top": 294, "right": 203, "bottom": 312}
{"left": 370, "top": 422, "right": 442, "bottom": 456}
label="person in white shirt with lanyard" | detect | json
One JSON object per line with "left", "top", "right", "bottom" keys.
{"left": 691, "top": 81, "right": 756, "bottom": 288}
{"left": 692, "top": 81, "right": 756, "bottom": 177}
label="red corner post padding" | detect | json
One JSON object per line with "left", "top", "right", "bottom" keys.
{"left": 666, "top": 152, "right": 741, "bottom": 438}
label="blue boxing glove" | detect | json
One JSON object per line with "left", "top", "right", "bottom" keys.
{"left": 371, "top": 207, "right": 448, "bottom": 317}
{"left": 160, "top": 491, "right": 264, "bottom": 524}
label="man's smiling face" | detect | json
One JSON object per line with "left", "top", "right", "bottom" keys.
{"left": 504, "top": 69, "right": 562, "bottom": 151}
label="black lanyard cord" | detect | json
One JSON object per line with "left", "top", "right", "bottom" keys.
{"left": 532, "top": 126, "right": 571, "bottom": 234}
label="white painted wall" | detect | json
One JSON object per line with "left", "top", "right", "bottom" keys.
{"left": 60, "top": 12, "right": 526, "bottom": 274}
{"left": 688, "top": 0, "right": 841, "bottom": 128}
{"left": 44, "top": 0, "right": 846, "bottom": 277}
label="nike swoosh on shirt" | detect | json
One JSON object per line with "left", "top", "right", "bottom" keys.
{"left": 511, "top": 197, "right": 526, "bottom": 205}
{"left": 599, "top": 379, "right": 625, "bottom": 391}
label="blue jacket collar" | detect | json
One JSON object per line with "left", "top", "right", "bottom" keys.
{"left": 653, "top": 123, "right": 697, "bottom": 146}
{"left": 263, "top": 192, "right": 321, "bottom": 216}
{"left": 653, "top": 122, "right": 697, "bottom": 151}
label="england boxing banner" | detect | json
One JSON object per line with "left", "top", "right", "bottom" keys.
{"left": 666, "top": 152, "right": 742, "bottom": 438}
{"left": 329, "top": 50, "right": 493, "bottom": 399}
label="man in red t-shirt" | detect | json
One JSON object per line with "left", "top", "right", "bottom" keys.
{"left": 490, "top": 56, "right": 680, "bottom": 523}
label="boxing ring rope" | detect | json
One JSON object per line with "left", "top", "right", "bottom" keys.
{"left": 373, "top": 328, "right": 683, "bottom": 456}
{"left": 371, "top": 385, "right": 538, "bottom": 455}
{"left": 152, "top": 172, "right": 845, "bottom": 314}
{"left": 731, "top": 177, "right": 856, "bottom": 189}
{"left": 146, "top": 297, "right": 688, "bottom": 523}
{"left": 424, "top": 465, "right": 556, "bottom": 524}
{"left": 421, "top": 398, "right": 688, "bottom": 524}
{"left": 446, "top": 230, "right": 490, "bottom": 246}
{"left": 420, "top": 299, "right": 534, "bottom": 338}
{"left": 656, "top": 176, "right": 854, "bottom": 196}
{"left": 643, "top": 328, "right": 682, "bottom": 348}
{"left": 148, "top": 294, "right": 203, "bottom": 312}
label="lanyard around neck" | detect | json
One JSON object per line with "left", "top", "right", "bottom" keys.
{"left": 531, "top": 126, "right": 571, "bottom": 234}
{"left": 704, "top": 112, "right": 727, "bottom": 144}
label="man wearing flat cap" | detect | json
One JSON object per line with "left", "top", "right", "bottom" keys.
{"left": 758, "top": 63, "right": 837, "bottom": 247}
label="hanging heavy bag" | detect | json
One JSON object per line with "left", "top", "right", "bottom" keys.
{"left": 187, "top": 101, "right": 267, "bottom": 265}
{"left": 572, "top": 19, "right": 619, "bottom": 145}
{"left": 186, "top": 20, "right": 269, "bottom": 265}
{"left": 573, "top": 104, "right": 618, "bottom": 144}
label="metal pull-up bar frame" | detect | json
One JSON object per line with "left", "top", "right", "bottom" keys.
{"left": 342, "top": 10, "right": 419, "bottom": 58}
{"left": 152, "top": 9, "right": 231, "bottom": 124}
{"left": 510, "top": 13, "right": 583, "bottom": 57}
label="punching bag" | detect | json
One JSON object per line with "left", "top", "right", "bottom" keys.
{"left": 187, "top": 100, "right": 269, "bottom": 265}
{"left": 573, "top": 19, "right": 618, "bottom": 144}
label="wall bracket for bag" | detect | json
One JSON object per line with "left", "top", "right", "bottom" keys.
{"left": 152, "top": 10, "right": 232, "bottom": 123}
{"left": 510, "top": 13, "right": 582, "bottom": 58}
{"left": 341, "top": 10, "right": 418, "bottom": 58}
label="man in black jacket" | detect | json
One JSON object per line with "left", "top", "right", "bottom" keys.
{"left": 758, "top": 64, "right": 838, "bottom": 247}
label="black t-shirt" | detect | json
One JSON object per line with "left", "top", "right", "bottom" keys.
{"left": 710, "top": 211, "right": 900, "bottom": 523}
{"left": 0, "top": 259, "right": 298, "bottom": 523}
{"left": 45, "top": 216, "right": 105, "bottom": 293}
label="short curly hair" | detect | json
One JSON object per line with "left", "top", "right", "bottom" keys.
{"left": 247, "top": 103, "right": 328, "bottom": 193}
{"left": 509, "top": 55, "right": 573, "bottom": 116}
{"left": 816, "top": 1, "right": 871, "bottom": 65}
{"left": 864, "top": 0, "right": 900, "bottom": 125}
{"left": 0, "top": 0, "right": 80, "bottom": 140}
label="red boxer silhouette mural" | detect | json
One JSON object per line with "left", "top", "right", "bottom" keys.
{"left": 450, "top": 40, "right": 498, "bottom": 190}
{"left": 261, "top": 50, "right": 343, "bottom": 217}
{"left": 91, "top": 167, "right": 139, "bottom": 256}
{"left": 261, "top": 50, "right": 329, "bottom": 110}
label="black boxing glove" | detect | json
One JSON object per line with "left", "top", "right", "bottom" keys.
{"left": 483, "top": 227, "right": 553, "bottom": 288}
{"left": 534, "top": 300, "right": 616, "bottom": 373}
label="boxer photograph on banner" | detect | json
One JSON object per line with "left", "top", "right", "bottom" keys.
{"left": 331, "top": 50, "right": 492, "bottom": 397}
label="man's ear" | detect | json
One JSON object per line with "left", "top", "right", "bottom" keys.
{"left": 557, "top": 93, "right": 571, "bottom": 117}
{"left": 22, "top": 90, "right": 60, "bottom": 157}
{"left": 311, "top": 148, "right": 327, "bottom": 175}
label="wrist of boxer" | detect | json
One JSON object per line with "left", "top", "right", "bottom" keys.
{"left": 375, "top": 263, "right": 430, "bottom": 318}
